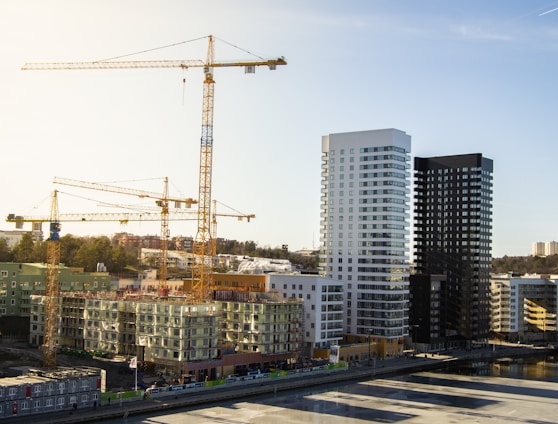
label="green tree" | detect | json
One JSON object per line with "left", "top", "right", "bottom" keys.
{"left": 31, "top": 240, "right": 47, "bottom": 262}
{"left": 0, "top": 239, "right": 13, "bottom": 262}
{"left": 60, "top": 234, "right": 84, "bottom": 266}
{"left": 12, "top": 233, "right": 35, "bottom": 262}
{"left": 111, "top": 245, "right": 132, "bottom": 273}
{"left": 73, "top": 238, "right": 101, "bottom": 272}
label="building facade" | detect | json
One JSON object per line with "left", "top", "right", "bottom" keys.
{"left": 218, "top": 292, "right": 303, "bottom": 357}
{"left": 532, "top": 242, "right": 546, "bottom": 257}
{"left": 413, "top": 153, "right": 493, "bottom": 343}
{"left": 319, "top": 129, "right": 411, "bottom": 347}
{"left": 0, "top": 229, "right": 43, "bottom": 249}
{"left": 30, "top": 290, "right": 304, "bottom": 374}
{"left": 531, "top": 241, "right": 558, "bottom": 257}
{"left": 0, "top": 367, "right": 102, "bottom": 419}
{"left": 0, "top": 263, "right": 112, "bottom": 320}
{"left": 408, "top": 274, "right": 446, "bottom": 351}
{"left": 266, "top": 273, "right": 344, "bottom": 356}
{"left": 491, "top": 273, "right": 557, "bottom": 342}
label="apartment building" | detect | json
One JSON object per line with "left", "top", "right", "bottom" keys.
{"left": 30, "top": 288, "right": 303, "bottom": 375}
{"left": 218, "top": 291, "right": 303, "bottom": 357}
{"left": 413, "top": 153, "right": 493, "bottom": 344}
{"left": 0, "top": 263, "right": 112, "bottom": 318}
{"left": 0, "top": 228, "right": 43, "bottom": 248}
{"left": 491, "top": 273, "right": 557, "bottom": 342}
{"left": 319, "top": 129, "right": 411, "bottom": 352}
{"left": 0, "top": 367, "right": 102, "bottom": 419}
{"left": 266, "top": 273, "right": 343, "bottom": 356}
{"left": 531, "top": 241, "right": 558, "bottom": 257}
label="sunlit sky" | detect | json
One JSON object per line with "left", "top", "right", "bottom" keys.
{"left": 2, "top": 1, "right": 558, "bottom": 257}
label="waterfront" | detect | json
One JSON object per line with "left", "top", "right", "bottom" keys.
{"left": 99, "top": 354, "right": 558, "bottom": 423}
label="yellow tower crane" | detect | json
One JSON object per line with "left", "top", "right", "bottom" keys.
{"left": 43, "top": 190, "right": 61, "bottom": 367}
{"left": 22, "top": 35, "right": 287, "bottom": 301}
{"left": 53, "top": 176, "right": 196, "bottom": 295}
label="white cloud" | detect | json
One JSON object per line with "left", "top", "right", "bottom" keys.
{"left": 451, "top": 24, "right": 515, "bottom": 42}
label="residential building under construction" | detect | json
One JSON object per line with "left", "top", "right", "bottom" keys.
{"left": 30, "top": 288, "right": 303, "bottom": 380}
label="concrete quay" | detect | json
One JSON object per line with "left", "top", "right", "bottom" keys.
{"left": 3, "top": 343, "right": 550, "bottom": 423}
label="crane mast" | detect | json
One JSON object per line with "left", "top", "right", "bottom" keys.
{"left": 193, "top": 36, "right": 215, "bottom": 301}
{"left": 158, "top": 177, "right": 170, "bottom": 295}
{"left": 43, "top": 190, "right": 61, "bottom": 367}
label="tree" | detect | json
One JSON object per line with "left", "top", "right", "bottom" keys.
{"left": 12, "top": 233, "right": 35, "bottom": 263}
{"left": 31, "top": 240, "right": 47, "bottom": 262}
{"left": 0, "top": 239, "right": 13, "bottom": 262}
{"left": 60, "top": 234, "right": 84, "bottom": 266}
{"left": 111, "top": 245, "right": 132, "bottom": 274}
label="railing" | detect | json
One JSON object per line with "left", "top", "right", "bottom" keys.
{"left": 144, "top": 362, "right": 349, "bottom": 399}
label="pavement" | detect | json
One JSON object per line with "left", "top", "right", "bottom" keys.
{"left": 2, "top": 343, "right": 550, "bottom": 424}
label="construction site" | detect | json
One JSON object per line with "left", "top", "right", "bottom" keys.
{"left": 0, "top": 35, "right": 293, "bottom": 419}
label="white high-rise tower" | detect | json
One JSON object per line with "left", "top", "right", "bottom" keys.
{"left": 320, "top": 129, "right": 411, "bottom": 351}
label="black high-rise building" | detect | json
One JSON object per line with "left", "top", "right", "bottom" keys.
{"left": 412, "top": 154, "right": 493, "bottom": 345}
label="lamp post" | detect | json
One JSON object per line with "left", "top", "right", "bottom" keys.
{"left": 367, "top": 329, "right": 372, "bottom": 366}
{"left": 412, "top": 325, "right": 419, "bottom": 356}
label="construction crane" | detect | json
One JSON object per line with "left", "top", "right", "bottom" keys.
{"left": 43, "top": 190, "right": 61, "bottom": 367}
{"left": 23, "top": 35, "right": 287, "bottom": 301}
{"left": 53, "top": 177, "right": 196, "bottom": 295}
{"left": 7, "top": 198, "right": 254, "bottom": 293}
{"left": 7, "top": 210, "right": 197, "bottom": 225}
{"left": 210, "top": 200, "right": 255, "bottom": 259}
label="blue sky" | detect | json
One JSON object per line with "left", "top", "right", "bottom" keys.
{"left": 1, "top": 1, "right": 558, "bottom": 257}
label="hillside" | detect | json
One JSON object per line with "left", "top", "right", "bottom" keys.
{"left": 492, "top": 254, "right": 558, "bottom": 275}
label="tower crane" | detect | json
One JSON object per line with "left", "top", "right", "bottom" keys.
{"left": 7, "top": 210, "right": 197, "bottom": 226}
{"left": 53, "top": 176, "right": 196, "bottom": 295}
{"left": 23, "top": 35, "right": 287, "bottom": 301}
{"left": 43, "top": 190, "right": 61, "bottom": 367}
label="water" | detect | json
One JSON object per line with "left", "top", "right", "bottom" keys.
{"left": 447, "top": 353, "right": 558, "bottom": 381}
{"left": 101, "top": 354, "right": 558, "bottom": 423}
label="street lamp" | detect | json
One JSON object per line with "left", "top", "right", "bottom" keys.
{"left": 367, "top": 329, "right": 373, "bottom": 366}
{"left": 412, "top": 325, "right": 419, "bottom": 356}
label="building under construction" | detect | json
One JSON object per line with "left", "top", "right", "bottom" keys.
{"left": 30, "top": 289, "right": 303, "bottom": 379}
